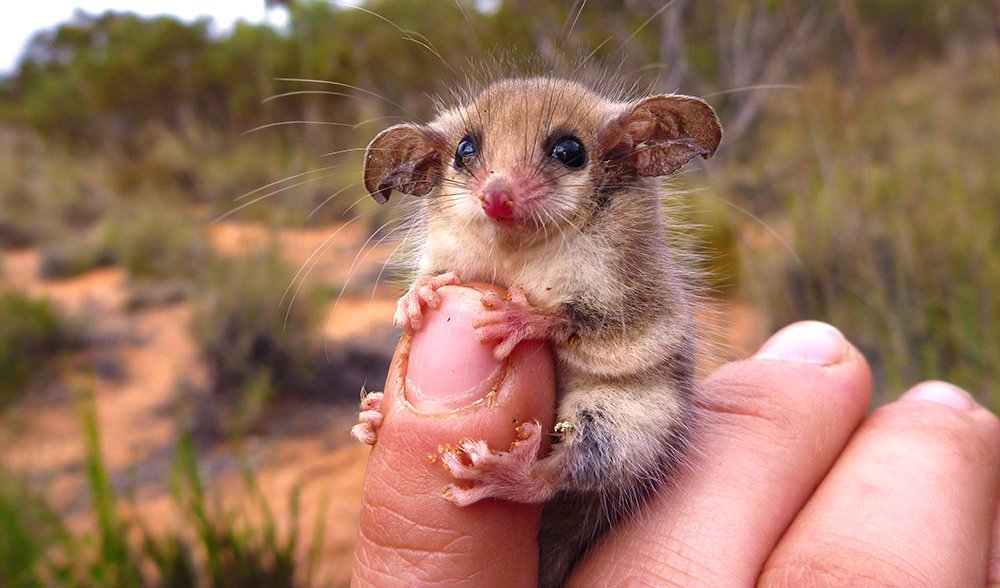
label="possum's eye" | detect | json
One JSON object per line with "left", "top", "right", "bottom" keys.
{"left": 454, "top": 137, "right": 477, "bottom": 169}
{"left": 550, "top": 136, "right": 587, "bottom": 169}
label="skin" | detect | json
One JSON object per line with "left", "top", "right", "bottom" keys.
{"left": 353, "top": 286, "right": 1000, "bottom": 587}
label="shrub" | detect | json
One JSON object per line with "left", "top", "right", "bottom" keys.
{"left": 0, "top": 291, "right": 78, "bottom": 410}
{"left": 38, "top": 237, "right": 114, "bottom": 280}
{"left": 101, "top": 203, "right": 213, "bottom": 282}
{"left": 0, "top": 130, "right": 113, "bottom": 249}
{"left": 190, "top": 247, "right": 325, "bottom": 432}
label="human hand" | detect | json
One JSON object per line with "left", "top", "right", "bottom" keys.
{"left": 352, "top": 285, "right": 1000, "bottom": 586}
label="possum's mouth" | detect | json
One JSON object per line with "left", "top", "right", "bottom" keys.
{"left": 491, "top": 217, "right": 519, "bottom": 228}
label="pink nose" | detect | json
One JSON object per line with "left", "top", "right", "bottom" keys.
{"left": 481, "top": 188, "right": 514, "bottom": 220}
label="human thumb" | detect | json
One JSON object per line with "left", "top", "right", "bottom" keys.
{"left": 353, "top": 285, "right": 556, "bottom": 586}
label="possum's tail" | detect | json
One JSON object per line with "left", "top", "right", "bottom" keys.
{"left": 537, "top": 490, "right": 615, "bottom": 588}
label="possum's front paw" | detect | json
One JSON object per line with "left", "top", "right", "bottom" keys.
{"left": 394, "top": 272, "right": 461, "bottom": 332}
{"left": 350, "top": 389, "right": 384, "bottom": 445}
{"left": 473, "top": 285, "right": 563, "bottom": 360}
{"left": 438, "top": 421, "right": 565, "bottom": 506}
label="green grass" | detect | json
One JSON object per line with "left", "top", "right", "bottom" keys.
{"left": 0, "top": 393, "right": 332, "bottom": 587}
{"left": 0, "top": 475, "right": 74, "bottom": 587}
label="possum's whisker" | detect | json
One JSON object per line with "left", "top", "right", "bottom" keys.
{"left": 235, "top": 166, "right": 339, "bottom": 202}
{"left": 582, "top": 35, "right": 614, "bottom": 66}
{"left": 353, "top": 115, "right": 408, "bottom": 129}
{"left": 248, "top": 116, "right": 407, "bottom": 136}
{"left": 535, "top": 208, "right": 549, "bottom": 244}
{"left": 703, "top": 84, "right": 801, "bottom": 98}
{"left": 274, "top": 77, "right": 411, "bottom": 113}
{"left": 215, "top": 171, "right": 343, "bottom": 222}
{"left": 543, "top": 207, "right": 569, "bottom": 251}
{"left": 281, "top": 213, "right": 365, "bottom": 314}
{"left": 357, "top": 223, "right": 409, "bottom": 303}
{"left": 562, "top": 0, "right": 588, "bottom": 42}
{"left": 321, "top": 147, "right": 378, "bottom": 158}
{"left": 370, "top": 220, "right": 418, "bottom": 303}
{"left": 552, "top": 207, "right": 584, "bottom": 239}
{"left": 451, "top": 0, "right": 482, "bottom": 43}
{"left": 327, "top": 216, "right": 406, "bottom": 337}
{"left": 307, "top": 181, "right": 367, "bottom": 220}
{"left": 402, "top": 36, "right": 459, "bottom": 78}
{"left": 329, "top": 1, "right": 453, "bottom": 77}
{"left": 713, "top": 195, "right": 803, "bottom": 266}
{"left": 242, "top": 120, "right": 355, "bottom": 135}
{"left": 615, "top": 7, "right": 680, "bottom": 61}
{"left": 263, "top": 90, "right": 368, "bottom": 103}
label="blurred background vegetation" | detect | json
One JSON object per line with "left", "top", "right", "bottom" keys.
{"left": 0, "top": 0, "right": 997, "bottom": 585}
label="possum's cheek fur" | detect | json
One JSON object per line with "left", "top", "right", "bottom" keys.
{"left": 437, "top": 170, "right": 489, "bottom": 224}
{"left": 536, "top": 170, "right": 592, "bottom": 226}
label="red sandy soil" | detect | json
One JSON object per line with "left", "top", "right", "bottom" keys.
{"left": 0, "top": 221, "right": 761, "bottom": 586}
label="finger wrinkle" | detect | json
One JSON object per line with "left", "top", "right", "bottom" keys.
{"left": 578, "top": 535, "right": 723, "bottom": 588}
{"left": 392, "top": 540, "right": 469, "bottom": 568}
{"left": 699, "top": 380, "right": 800, "bottom": 429}
{"left": 352, "top": 555, "right": 405, "bottom": 586}
{"left": 636, "top": 542, "right": 727, "bottom": 588}
{"left": 372, "top": 459, "right": 446, "bottom": 510}
{"left": 706, "top": 423, "right": 803, "bottom": 463}
{"left": 699, "top": 371, "right": 860, "bottom": 442}
{"left": 367, "top": 502, "right": 469, "bottom": 552}
{"left": 762, "top": 538, "right": 939, "bottom": 588}
{"left": 356, "top": 523, "right": 481, "bottom": 585}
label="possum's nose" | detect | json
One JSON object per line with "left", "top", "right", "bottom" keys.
{"left": 481, "top": 188, "right": 514, "bottom": 220}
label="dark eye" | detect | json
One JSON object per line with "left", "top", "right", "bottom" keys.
{"left": 550, "top": 136, "right": 587, "bottom": 169}
{"left": 455, "top": 137, "right": 477, "bottom": 169}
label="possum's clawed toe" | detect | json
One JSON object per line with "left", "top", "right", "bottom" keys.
{"left": 473, "top": 285, "right": 562, "bottom": 360}
{"left": 393, "top": 272, "right": 461, "bottom": 332}
{"left": 439, "top": 421, "right": 565, "bottom": 506}
{"left": 350, "top": 390, "right": 384, "bottom": 445}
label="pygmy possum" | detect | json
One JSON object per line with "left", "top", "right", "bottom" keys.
{"left": 352, "top": 77, "right": 722, "bottom": 587}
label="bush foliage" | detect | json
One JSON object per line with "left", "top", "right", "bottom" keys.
{"left": 190, "top": 247, "right": 327, "bottom": 432}
{"left": 0, "top": 291, "right": 78, "bottom": 410}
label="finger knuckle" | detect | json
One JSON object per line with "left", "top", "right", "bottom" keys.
{"left": 698, "top": 372, "right": 806, "bottom": 443}
{"left": 869, "top": 402, "right": 998, "bottom": 470}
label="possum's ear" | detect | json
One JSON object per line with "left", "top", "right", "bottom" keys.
{"left": 363, "top": 124, "right": 444, "bottom": 204}
{"left": 599, "top": 95, "right": 722, "bottom": 177}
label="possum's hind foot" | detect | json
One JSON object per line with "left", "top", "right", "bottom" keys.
{"left": 394, "top": 271, "right": 461, "bottom": 333}
{"left": 473, "top": 285, "right": 564, "bottom": 360}
{"left": 350, "top": 389, "right": 384, "bottom": 445}
{"left": 439, "top": 421, "right": 565, "bottom": 506}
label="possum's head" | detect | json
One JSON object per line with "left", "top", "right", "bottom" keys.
{"left": 363, "top": 78, "right": 721, "bottom": 234}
